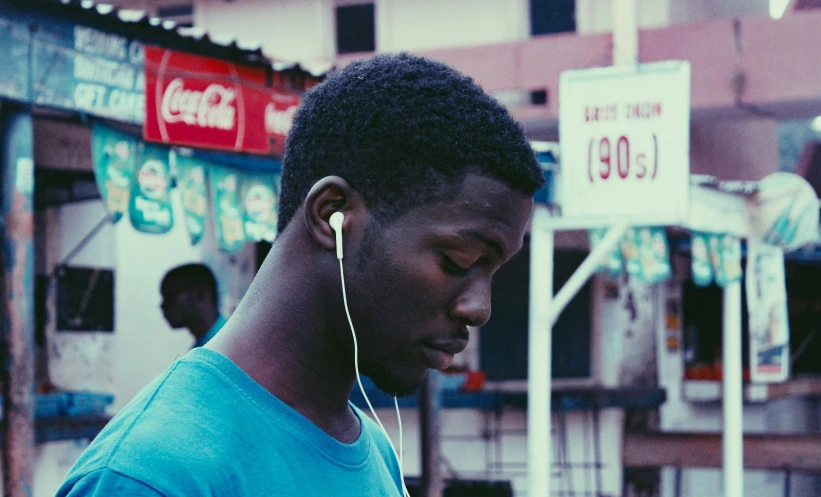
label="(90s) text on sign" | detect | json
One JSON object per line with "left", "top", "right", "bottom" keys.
{"left": 558, "top": 61, "right": 691, "bottom": 226}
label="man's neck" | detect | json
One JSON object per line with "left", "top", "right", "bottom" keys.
{"left": 207, "top": 237, "right": 360, "bottom": 443}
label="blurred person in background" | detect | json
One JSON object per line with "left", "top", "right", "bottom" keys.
{"left": 160, "top": 263, "right": 226, "bottom": 348}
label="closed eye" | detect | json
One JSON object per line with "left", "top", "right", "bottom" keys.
{"left": 441, "top": 256, "right": 469, "bottom": 276}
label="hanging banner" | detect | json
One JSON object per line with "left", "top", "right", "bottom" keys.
{"left": 174, "top": 151, "right": 209, "bottom": 245}
{"left": 210, "top": 166, "right": 246, "bottom": 253}
{"left": 714, "top": 234, "right": 742, "bottom": 288}
{"left": 241, "top": 172, "right": 279, "bottom": 243}
{"left": 589, "top": 228, "right": 623, "bottom": 278}
{"left": 589, "top": 227, "right": 671, "bottom": 284}
{"left": 91, "top": 123, "right": 135, "bottom": 223}
{"left": 746, "top": 240, "right": 790, "bottom": 383}
{"left": 265, "top": 90, "right": 300, "bottom": 156}
{"left": 144, "top": 46, "right": 270, "bottom": 154}
{"left": 621, "top": 228, "right": 641, "bottom": 278}
{"left": 638, "top": 227, "right": 672, "bottom": 284}
{"left": 691, "top": 232, "right": 714, "bottom": 287}
{"left": 129, "top": 143, "right": 173, "bottom": 234}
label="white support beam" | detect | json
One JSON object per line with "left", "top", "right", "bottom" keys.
{"left": 723, "top": 280, "right": 744, "bottom": 497}
{"left": 528, "top": 205, "right": 628, "bottom": 497}
{"left": 545, "top": 222, "right": 628, "bottom": 326}
{"left": 528, "top": 206, "right": 554, "bottom": 497}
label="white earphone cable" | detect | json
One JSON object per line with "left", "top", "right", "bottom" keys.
{"left": 339, "top": 259, "right": 410, "bottom": 497}
{"left": 395, "top": 397, "right": 403, "bottom": 470}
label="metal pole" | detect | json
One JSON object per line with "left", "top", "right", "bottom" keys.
{"left": 528, "top": 206, "right": 554, "bottom": 497}
{"left": 723, "top": 280, "right": 744, "bottom": 497}
{"left": 528, "top": 208, "right": 627, "bottom": 497}
{"left": 613, "top": 0, "right": 639, "bottom": 67}
{"left": 421, "top": 369, "right": 443, "bottom": 497}
{"left": 2, "top": 107, "right": 35, "bottom": 497}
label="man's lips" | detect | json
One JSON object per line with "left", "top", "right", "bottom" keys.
{"left": 422, "top": 337, "right": 469, "bottom": 370}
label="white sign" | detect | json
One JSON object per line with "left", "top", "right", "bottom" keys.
{"left": 746, "top": 239, "right": 790, "bottom": 383}
{"left": 558, "top": 61, "right": 691, "bottom": 226}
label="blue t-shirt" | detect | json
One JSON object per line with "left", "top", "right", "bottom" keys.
{"left": 56, "top": 348, "right": 402, "bottom": 497}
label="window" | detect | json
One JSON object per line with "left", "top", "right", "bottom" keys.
{"left": 530, "top": 0, "right": 576, "bottom": 35}
{"left": 55, "top": 265, "right": 115, "bottom": 332}
{"left": 157, "top": 4, "right": 194, "bottom": 28}
{"left": 336, "top": 3, "right": 375, "bottom": 54}
{"left": 681, "top": 258, "right": 821, "bottom": 380}
{"left": 480, "top": 243, "right": 592, "bottom": 381}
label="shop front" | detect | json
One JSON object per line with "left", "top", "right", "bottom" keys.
{"left": 0, "top": 2, "right": 319, "bottom": 495}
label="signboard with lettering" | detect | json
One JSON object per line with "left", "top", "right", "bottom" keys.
{"left": 34, "top": 24, "right": 145, "bottom": 122}
{"left": 558, "top": 61, "right": 691, "bottom": 226}
{"left": 0, "top": 8, "right": 145, "bottom": 122}
{"left": 129, "top": 142, "right": 173, "bottom": 233}
{"left": 144, "top": 46, "right": 270, "bottom": 154}
{"left": 0, "top": 12, "right": 30, "bottom": 101}
{"left": 265, "top": 90, "right": 300, "bottom": 157}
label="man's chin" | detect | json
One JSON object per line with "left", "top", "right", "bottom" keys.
{"left": 367, "top": 370, "right": 426, "bottom": 399}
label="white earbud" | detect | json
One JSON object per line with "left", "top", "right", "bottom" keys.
{"left": 329, "top": 212, "right": 344, "bottom": 260}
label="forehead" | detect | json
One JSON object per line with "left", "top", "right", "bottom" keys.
{"left": 161, "top": 280, "right": 193, "bottom": 297}
{"left": 394, "top": 175, "right": 533, "bottom": 258}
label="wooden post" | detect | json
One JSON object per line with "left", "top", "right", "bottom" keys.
{"left": 420, "top": 370, "right": 443, "bottom": 497}
{"left": 2, "top": 105, "right": 36, "bottom": 497}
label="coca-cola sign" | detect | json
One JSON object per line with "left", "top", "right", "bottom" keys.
{"left": 161, "top": 78, "right": 237, "bottom": 130}
{"left": 266, "top": 90, "right": 301, "bottom": 156}
{"left": 144, "top": 46, "right": 269, "bottom": 154}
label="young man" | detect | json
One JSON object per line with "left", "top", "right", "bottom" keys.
{"left": 57, "top": 53, "right": 544, "bottom": 496}
{"left": 159, "top": 263, "right": 226, "bottom": 348}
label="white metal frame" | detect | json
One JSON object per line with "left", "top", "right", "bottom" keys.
{"left": 527, "top": 182, "right": 750, "bottom": 497}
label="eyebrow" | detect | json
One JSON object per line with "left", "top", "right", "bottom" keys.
{"left": 458, "top": 230, "right": 507, "bottom": 260}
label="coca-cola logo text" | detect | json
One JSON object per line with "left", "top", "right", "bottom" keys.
{"left": 161, "top": 78, "right": 237, "bottom": 131}
{"left": 265, "top": 103, "right": 297, "bottom": 136}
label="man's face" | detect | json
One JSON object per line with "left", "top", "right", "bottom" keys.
{"left": 161, "top": 289, "right": 190, "bottom": 329}
{"left": 345, "top": 174, "right": 533, "bottom": 396}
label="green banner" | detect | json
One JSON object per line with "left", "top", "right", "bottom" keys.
{"left": 129, "top": 143, "right": 173, "bottom": 234}
{"left": 210, "top": 166, "right": 246, "bottom": 253}
{"left": 691, "top": 232, "right": 714, "bottom": 287}
{"left": 174, "top": 152, "right": 208, "bottom": 245}
{"left": 589, "top": 228, "right": 622, "bottom": 278}
{"left": 241, "top": 172, "right": 279, "bottom": 243}
{"left": 91, "top": 124, "right": 135, "bottom": 223}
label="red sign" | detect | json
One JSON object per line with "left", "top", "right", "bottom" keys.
{"left": 144, "top": 46, "right": 271, "bottom": 154}
{"left": 264, "top": 90, "right": 300, "bottom": 156}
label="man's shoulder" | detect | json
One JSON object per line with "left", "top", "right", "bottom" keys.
{"left": 62, "top": 356, "right": 244, "bottom": 494}
{"left": 57, "top": 467, "right": 165, "bottom": 497}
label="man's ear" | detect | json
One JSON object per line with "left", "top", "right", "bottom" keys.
{"left": 303, "top": 176, "right": 364, "bottom": 253}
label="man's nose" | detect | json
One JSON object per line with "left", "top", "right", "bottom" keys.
{"left": 448, "top": 278, "right": 491, "bottom": 328}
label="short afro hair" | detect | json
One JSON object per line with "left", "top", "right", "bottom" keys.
{"left": 161, "top": 263, "right": 218, "bottom": 306}
{"left": 278, "top": 52, "right": 544, "bottom": 233}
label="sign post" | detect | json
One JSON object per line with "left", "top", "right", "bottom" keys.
{"left": 528, "top": 61, "right": 691, "bottom": 497}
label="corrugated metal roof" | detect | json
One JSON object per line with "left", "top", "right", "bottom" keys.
{"left": 49, "top": 0, "right": 330, "bottom": 78}
{"left": 31, "top": 0, "right": 269, "bottom": 65}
